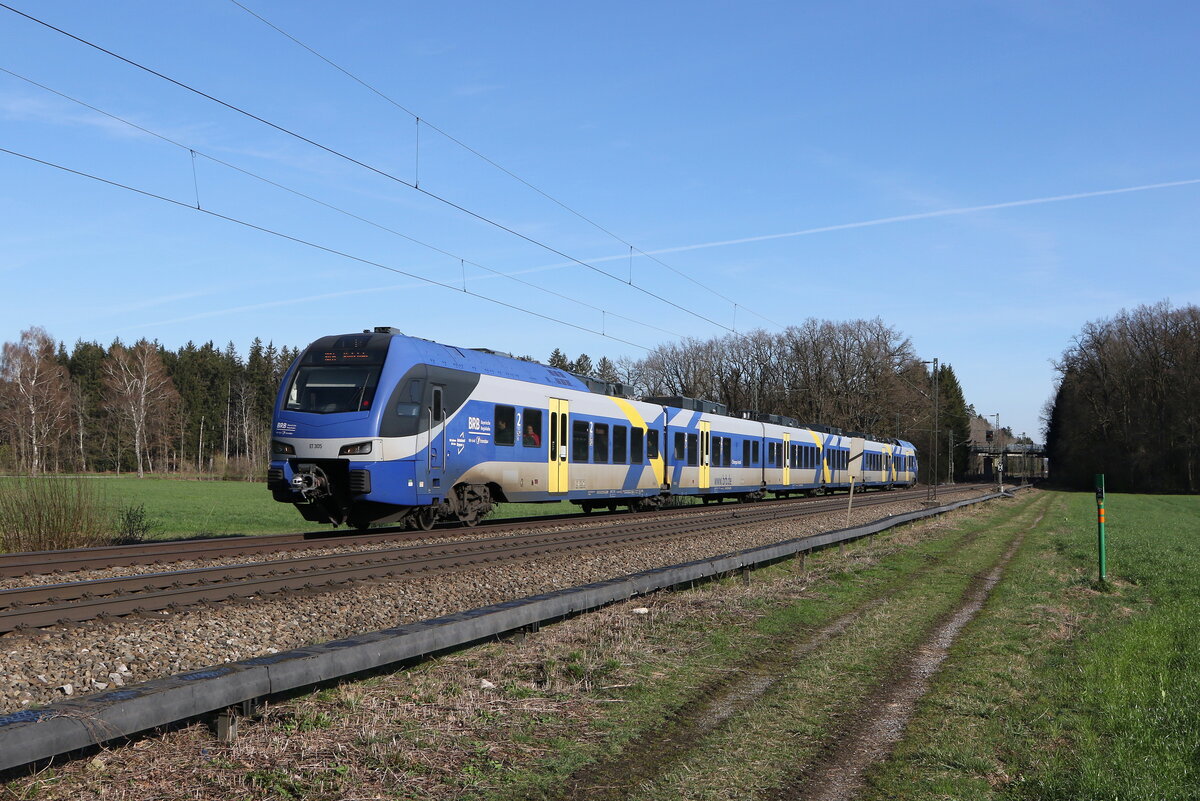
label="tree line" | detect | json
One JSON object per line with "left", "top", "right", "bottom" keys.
{"left": 571, "top": 318, "right": 975, "bottom": 484}
{"left": 2, "top": 317, "right": 978, "bottom": 484}
{"left": 0, "top": 327, "right": 296, "bottom": 478}
{"left": 1045, "top": 301, "right": 1200, "bottom": 492}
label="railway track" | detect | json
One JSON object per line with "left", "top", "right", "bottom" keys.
{"left": 0, "top": 488, "right": 944, "bottom": 633}
{"left": 0, "top": 486, "right": 945, "bottom": 577}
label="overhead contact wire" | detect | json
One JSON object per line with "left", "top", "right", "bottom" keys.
{"left": 0, "top": 66, "right": 684, "bottom": 340}
{"left": 0, "top": 146, "right": 651, "bottom": 351}
{"left": 0, "top": 3, "right": 733, "bottom": 333}
{"left": 228, "top": 0, "right": 780, "bottom": 327}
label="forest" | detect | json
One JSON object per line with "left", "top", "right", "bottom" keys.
{"left": 0, "top": 318, "right": 975, "bottom": 484}
{"left": 1045, "top": 301, "right": 1200, "bottom": 492}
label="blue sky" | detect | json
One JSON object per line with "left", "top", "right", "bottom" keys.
{"left": 2, "top": 1, "right": 1198, "bottom": 442}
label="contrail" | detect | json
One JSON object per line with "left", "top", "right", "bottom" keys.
{"left": 634, "top": 178, "right": 1200, "bottom": 257}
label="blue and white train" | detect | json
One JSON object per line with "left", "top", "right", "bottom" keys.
{"left": 267, "top": 329, "right": 918, "bottom": 529}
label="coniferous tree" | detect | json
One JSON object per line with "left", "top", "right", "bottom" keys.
{"left": 547, "top": 348, "right": 570, "bottom": 369}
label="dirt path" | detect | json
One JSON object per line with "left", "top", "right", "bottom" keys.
{"left": 778, "top": 503, "right": 1047, "bottom": 801}
{"left": 548, "top": 498, "right": 1035, "bottom": 800}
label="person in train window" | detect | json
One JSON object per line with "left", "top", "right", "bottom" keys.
{"left": 524, "top": 424, "right": 540, "bottom": 447}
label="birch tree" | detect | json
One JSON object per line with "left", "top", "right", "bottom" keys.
{"left": 0, "top": 327, "right": 72, "bottom": 474}
{"left": 103, "top": 340, "right": 179, "bottom": 478}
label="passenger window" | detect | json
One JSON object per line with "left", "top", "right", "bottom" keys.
{"left": 522, "top": 408, "right": 542, "bottom": 448}
{"left": 724, "top": 438, "right": 732, "bottom": 467}
{"left": 495, "top": 405, "right": 516, "bottom": 446}
{"left": 687, "top": 433, "right": 698, "bottom": 466}
{"left": 674, "top": 432, "right": 685, "bottom": 461}
{"left": 572, "top": 421, "right": 590, "bottom": 463}
{"left": 594, "top": 423, "right": 609, "bottom": 463}
{"left": 752, "top": 441, "right": 760, "bottom": 465}
{"left": 613, "top": 425, "right": 627, "bottom": 464}
{"left": 631, "top": 428, "right": 644, "bottom": 463}
{"left": 647, "top": 430, "right": 659, "bottom": 460}
{"left": 743, "top": 440, "right": 750, "bottom": 466}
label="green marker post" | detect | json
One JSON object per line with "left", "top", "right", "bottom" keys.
{"left": 1095, "top": 473, "right": 1106, "bottom": 583}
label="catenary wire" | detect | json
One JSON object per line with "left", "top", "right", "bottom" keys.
{"left": 0, "top": 2, "right": 736, "bottom": 334}
{"left": 0, "top": 65, "right": 685, "bottom": 342}
{"left": 0, "top": 146, "right": 653, "bottom": 352}
{"left": 226, "top": 0, "right": 783, "bottom": 330}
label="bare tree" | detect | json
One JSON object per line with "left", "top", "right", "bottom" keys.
{"left": 0, "top": 327, "right": 72, "bottom": 474}
{"left": 1046, "top": 301, "right": 1200, "bottom": 491}
{"left": 103, "top": 340, "right": 180, "bottom": 478}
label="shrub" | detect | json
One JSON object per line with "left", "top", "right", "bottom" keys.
{"left": 0, "top": 475, "right": 114, "bottom": 552}
{"left": 115, "top": 502, "right": 157, "bottom": 543}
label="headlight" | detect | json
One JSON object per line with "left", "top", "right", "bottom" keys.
{"left": 339, "top": 441, "right": 373, "bottom": 456}
{"left": 272, "top": 440, "right": 296, "bottom": 455}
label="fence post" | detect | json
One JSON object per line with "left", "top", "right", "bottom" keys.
{"left": 1095, "top": 473, "right": 1106, "bottom": 583}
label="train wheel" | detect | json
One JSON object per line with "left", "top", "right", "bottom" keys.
{"left": 581, "top": 502, "right": 594, "bottom": 514}
{"left": 415, "top": 508, "right": 436, "bottom": 531}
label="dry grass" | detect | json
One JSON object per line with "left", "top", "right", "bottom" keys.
{"left": 0, "top": 475, "right": 114, "bottom": 552}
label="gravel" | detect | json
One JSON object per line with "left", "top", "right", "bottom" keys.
{"left": 0, "top": 487, "right": 992, "bottom": 712}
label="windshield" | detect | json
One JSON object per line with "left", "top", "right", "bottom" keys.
{"left": 285, "top": 365, "right": 381, "bottom": 414}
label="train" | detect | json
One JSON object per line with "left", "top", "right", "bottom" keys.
{"left": 267, "top": 328, "right": 918, "bottom": 529}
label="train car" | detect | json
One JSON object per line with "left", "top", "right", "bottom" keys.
{"left": 267, "top": 329, "right": 919, "bottom": 528}
{"left": 891, "top": 439, "right": 918, "bottom": 486}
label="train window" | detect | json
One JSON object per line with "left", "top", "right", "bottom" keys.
{"left": 647, "top": 429, "right": 659, "bottom": 460}
{"left": 674, "top": 432, "right": 685, "bottom": 461}
{"left": 432, "top": 387, "right": 444, "bottom": 422}
{"left": 631, "top": 428, "right": 644, "bottom": 463}
{"left": 572, "top": 421, "right": 590, "bottom": 463}
{"left": 495, "top": 405, "right": 516, "bottom": 446}
{"left": 613, "top": 425, "right": 627, "bottom": 464}
{"left": 752, "top": 441, "right": 760, "bottom": 465}
{"left": 712, "top": 436, "right": 721, "bottom": 467}
{"left": 522, "top": 408, "right": 542, "bottom": 447}
{"left": 687, "top": 433, "right": 698, "bottom": 466}
{"left": 722, "top": 437, "right": 732, "bottom": 467}
{"left": 286, "top": 364, "right": 381, "bottom": 414}
{"left": 743, "top": 440, "right": 750, "bottom": 466}
{"left": 393, "top": 378, "right": 424, "bottom": 418}
{"left": 594, "top": 424, "right": 609, "bottom": 463}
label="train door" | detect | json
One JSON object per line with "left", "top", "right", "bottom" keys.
{"left": 549, "top": 398, "right": 569, "bottom": 493}
{"left": 699, "top": 421, "right": 711, "bottom": 490}
{"left": 428, "top": 384, "right": 445, "bottom": 470}
{"left": 782, "top": 433, "right": 791, "bottom": 485}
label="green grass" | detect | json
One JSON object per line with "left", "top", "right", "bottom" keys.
{"left": 0, "top": 477, "right": 602, "bottom": 545}
{"left": 1021, "top": 493, "right": 1200, "bottom": 800}
{"left": 861, "top": 491, "right": 1200, "bottom": 800}
{"left": 0, "top": 476, "right": 311, "bottom": 540}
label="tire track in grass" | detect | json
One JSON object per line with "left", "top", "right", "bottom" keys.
{"left": 546, "top": 499, "right": 1018, "bottom": 801}
{"left": 779, "top": 501, "right": 1049, "bottom": 801}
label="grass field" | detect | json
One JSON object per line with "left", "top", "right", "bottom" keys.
{"left": 860, "top": 490, "right": 1200, "bottom": 800}
{"left": 0, "top": 475, "right": 590, "bottom": 542}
